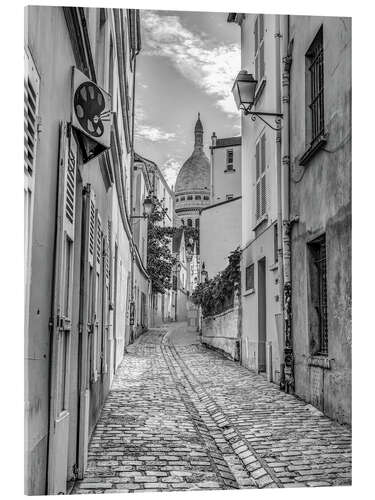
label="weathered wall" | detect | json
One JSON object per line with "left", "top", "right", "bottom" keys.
{"left": 211, "top": 144, "right": 241, "bottom": 202}
{"left": 289, "top": 16, "right": 351, "bottom": 424}
{"left": 200, "top": 197, "right": 242, "bottom": 278}
{"left": 238, "top": 14, "right": 282, "bottom": 383}
{"left": 202, "top": 300, "right": 241, "bottom": 361}
{"left": 241, "top": 224, "right": 282, "bottom": 382}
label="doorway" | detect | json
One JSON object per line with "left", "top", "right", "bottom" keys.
{"left": 258, "top": 257, "right": 267, "bottom": 373}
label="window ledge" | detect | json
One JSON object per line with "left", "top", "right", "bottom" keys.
{"left": 307, "top": 355, "right": 331, "bottom": 370}
{"left": 252, "top": 213, "right": 268, "bottom": 231}
{"left": 299, "top": 134, "right": 328, "bottom": 166}
{"left": 224, "top": 169, "right": 236, "bottom": 173}
{"left": 254, "top": 77, "right": 266, "bottom": 104}
{"left": 269, "top": 262, "right": 278, "bottom": 271}
{"left": 243, "top": 288, "right": 255, "bottom": 297}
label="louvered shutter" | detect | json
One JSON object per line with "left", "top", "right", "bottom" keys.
{"left": 254, "top": 17, "right": 259, "bottom": 79}
{"left": 24, "top": 48, "right": 40, "bottom": 299}
{"left": 91, "top": 210, "right": 102, "bottom": 381}
{"left": 48, "top": 122, "right": 77, "bottom": 494}
{"left": 101, "top": 234, "right": 110, "bottom": 374}
{"left": 255, "top": 141, "right": 260, "bottom": 219}
{"left": 261, "top": 134, "right": 266, "bottom": 216}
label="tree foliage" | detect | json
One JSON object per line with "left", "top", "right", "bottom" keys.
{"left": 191, "top": 247, "right": 241, "bottom": 317}
{"left": 147, "top": 198, "right": 176, "bottom": 294}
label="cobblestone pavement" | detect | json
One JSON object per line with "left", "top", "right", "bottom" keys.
{"left": 73, "top": 323, "right": 351, "bottom": 494}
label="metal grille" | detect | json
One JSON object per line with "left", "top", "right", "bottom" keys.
{"left": 313, "top": 236, "right": 328, "bottom": 355}
{"left": 307, "top": 27, "right": 324, "bottom": 144}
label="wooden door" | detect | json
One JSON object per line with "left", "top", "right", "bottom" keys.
{"left": 77, "top": 184, "right": 96, "bottom": 478}
{"left": 48, "top": 122, "right": 77, "bottom": 494}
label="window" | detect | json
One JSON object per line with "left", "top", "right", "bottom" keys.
{"left": 181, "top": 196, "right": 185, "bottom": 201}
{"left": 254, "top": 14, "right": 265, "bottom": 82}
{"left": 226, "top": 149, "right": 234, "bottom": 171}
{"left": 226, "top": 194, "right": 234, "bottom": 200}
{"left": 187, "top": 219, "right": 192, "bottom": 227}
{"left": 245, "top": 264, "right": 254, "bottom": 291}
{"left": 187, "top": 195, "right": 193, "bottom": 200}
{"left": 255, "top": 134, "right": 266, "bottom": 220}
{"left": 203, "top": 195, "right": 209, "bottom": 200}
{"left": 306, "top": 26, "right": 324, "bottom": 145}
{"left": 176, "top": 197, "right": 179, "bottom": 202}
{"left": 308, "top": 234, "right": 328, "bottom": 356}
{"left": 195, "top": 195, "right": 201, "bottom": 200}
{"left": 195, "top": 219, "right": 200, "bottom": 229}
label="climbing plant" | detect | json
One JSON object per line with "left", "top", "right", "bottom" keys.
{"left": 191, "top": 247, "right": 241, "bottom": 317}
{"left": 147, "top": 198, "right": 176, "bottom": 294}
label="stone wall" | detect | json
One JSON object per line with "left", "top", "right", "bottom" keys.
{"left": 201, "top": 298, "right": 241, "bottom": 361}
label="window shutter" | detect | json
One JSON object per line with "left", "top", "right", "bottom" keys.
{"left": 254, "top": 17, "right": 258, "bottom": 55}
{"left": 260, "top": 43, "right": 265, "bottom": 80}
{"left": 261, "top": 175, "right": 266, "bottom": 216}
{"left": 256, "top": 182, "right": 261, "bottom": 220}
{"left": 261, "top": 134, "right": 266, "bottom": 173}
{"left": 24, "top": 48, "right": 40, "bottom": 175}
{"left": 256, "top": 141, "right": 260, "bottom": 178}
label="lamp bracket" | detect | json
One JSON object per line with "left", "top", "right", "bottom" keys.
{"left": 244, "top": 110, "right": 283, "bottom": 131}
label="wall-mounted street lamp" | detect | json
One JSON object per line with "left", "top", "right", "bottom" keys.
{"left": 130, "top": 194, "right": 155, "bottom": 219}
{"left": 232, "top": 70, "right": 282, "bottom": 130}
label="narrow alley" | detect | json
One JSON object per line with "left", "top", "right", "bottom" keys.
{"left": 73, "top": 323, "right": 351, "bottom": 494}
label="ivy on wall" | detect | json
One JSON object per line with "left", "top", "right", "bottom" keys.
{"left": 147, "top": 198, "right": 176, "bottom": 294}
{"left": 191, "top": 247, "right": 241, "bottom": 317}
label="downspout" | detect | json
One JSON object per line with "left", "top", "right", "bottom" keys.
{"left": 130, "top": 53, "right": 136, "bottom": 343}
{"left": 281, "top": 15, "right": 294, "bottom": 393}
{"left": 274, "top": 15, "right": 285, "bottom": 389}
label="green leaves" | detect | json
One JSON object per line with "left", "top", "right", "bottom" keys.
{"left": 147, "top": 198, "right": 176, "bottom": 294}
{"left": 191, "top": 247, "right": 241, "bottom": 317}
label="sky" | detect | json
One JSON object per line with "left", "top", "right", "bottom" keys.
{"left": 134, "top": 9, "right": 241, "bottom": 189}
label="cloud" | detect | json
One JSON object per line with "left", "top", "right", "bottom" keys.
{"left": 135, "top": 125, "right": 176, "bottom": 142}
{"left": 141, "top": 11, "right": 240, "bottom": 115}
{"left": 161, "top": 158, "right": 181, "bottom": 188}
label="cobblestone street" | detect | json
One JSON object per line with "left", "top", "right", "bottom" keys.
{"left": 73, "top": 323, "right": 351, "bottom": 494}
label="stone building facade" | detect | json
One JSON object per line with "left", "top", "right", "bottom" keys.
{"left": 24, "top": 6, "right": 147, "bottom": 494}
{"left": 174, "top": 114, "right": 211, "bottom": 231}
{"left": 228, "top": 12, "right": 351, "bottom": 424}
{"left": 288, "top": 16, "right": 351, "bottom": 424}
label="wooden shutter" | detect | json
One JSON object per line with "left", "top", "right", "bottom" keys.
{"left": 24, "top": 48, "right": 40, "bottom": 304}
{"left": 260, "top": 134, "right": 266, "bottom": 215}
{"left": 255, "top": 141, "right": 260, "bottom": 219}
{"left": 48, "top": 122, "right": 77, "bottom": 494}
{"left": 91, "top": 210, "right": 102, "bottom": 381}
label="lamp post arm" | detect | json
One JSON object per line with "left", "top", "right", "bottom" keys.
{"left": 247, "top": 111, "right": 283, "bottom": 131}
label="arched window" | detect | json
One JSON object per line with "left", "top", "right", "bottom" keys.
{"left": 187, "top": 195, "right": 193, "bottom": 200}
{"left": 195, "top": 195, "right": 201, "bottom": 200}
{"left": 187, "top": 219, "right": 192, "bottom": 227}
{"left": 203, "top": 195, "right": 209, "bottom": 200}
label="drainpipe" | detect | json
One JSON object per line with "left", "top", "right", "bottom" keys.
{"left": 129, "top": 52, "right": 137, "bottom": 343}
{"left": 274, "top": 15, "right": 285, "bottom": 389}
{"left": 281, "top": 15, "right": 294, "bottom": 393}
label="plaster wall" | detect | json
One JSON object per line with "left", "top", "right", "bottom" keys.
{"left": 211, "top": 145, "right": 241, "bottom": 202}
{"left": 241, "top": 225, "right": 282, "bottom": 382}
{"left": 200, "top": 197, "right": 242, "bottom": 278}
{"left": 288, "top": 16, "right": 351, "bottom": 424}
{"left": 202, "top": 303, "right": 241, "bottom": 361}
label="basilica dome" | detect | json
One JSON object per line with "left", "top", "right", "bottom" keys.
{"left": 174, "top": 114, "right": 211, "bottom": 229}
{"left": 175, "top": 115, "right": 210, "bottom": 194}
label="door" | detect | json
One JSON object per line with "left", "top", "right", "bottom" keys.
{"left": 48, "top": 122, "right": 77, "bottom": 494}
{"left": 77, "top": 183, "right": 96, "bottom": 478}
{"left": 258, "top": 257, "right": 267, "bottom": 373}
